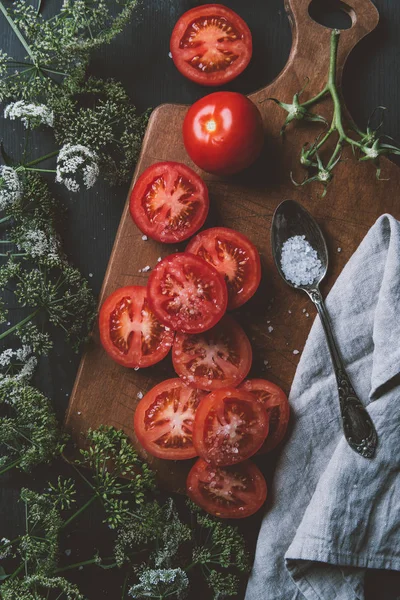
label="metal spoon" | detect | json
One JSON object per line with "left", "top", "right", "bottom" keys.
{"left": 271, "top": 200, "right": 378, "bottom": 459}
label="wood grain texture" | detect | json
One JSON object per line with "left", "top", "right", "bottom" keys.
{"left": 65, "top": 0, "right": 400, "bottom": 494}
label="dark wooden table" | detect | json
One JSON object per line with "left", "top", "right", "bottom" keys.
{"left": 1, "top": 1, "right": 399, "bottom": 598}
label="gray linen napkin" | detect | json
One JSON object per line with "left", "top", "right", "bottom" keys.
{"left": 245, "top": 214, "right": 400, "bottom": 600}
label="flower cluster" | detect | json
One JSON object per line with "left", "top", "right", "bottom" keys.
{"left": 4, "top": 100, "right": 54, "bottom": 128}
{"left": 129, "top": 568, "right": 190, "bottom": 600}
{"left": 0, "top": 166, "right": 23, "bottom": 210}
{"left": 0, "top": 345, "right": 37, "bottom": 386}
{"left": 16, "top": 227, "right": 61, "bottom": 265}
{"left": 0, "top": 379, "right": 65, "bottom": 473}
{"left": 56, "top": 143, "right": 99, "bottom": 192}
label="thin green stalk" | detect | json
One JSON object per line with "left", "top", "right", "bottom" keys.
{"left": 0, "top": 309, "right": 40, "bottom": 340}
{"left": 61, "top": 495, "right": 97, "bottom": 529}
{"left": 23, "top": 168, "right": 57, "bottom": 173}
{"left": 0, "top": 1, "right": 37, "bottom": 64}
{"left": 302, "top": 85, "right": 329, "bottom": 108}
{"left": 54, "top": 556, "right": 101, "bottom": 574}
{"left": 0, "top": 216, "right": 12, "bottom": 225}
{"left": 0, "top": 457, "right": 22, "bottom": 476}
{"left": 8, "top": 563, "right": 24, "bottom": 580}
{"left": 23, "top": 150, "right": 59, "bottom": 168}
{"left": 41, "top": 66, "right": 69, "bottom": 77}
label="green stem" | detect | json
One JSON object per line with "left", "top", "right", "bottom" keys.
{"left": 54, "top": 557, "right": 101, "bottom": 574}
{"left": 23, "top": 168, "right": 57, "bottom": 173}
{"left": 0, "top": 1, "right": 37, "bottom": 64}
{"left": 0, "top": 240, "right": 13, "bottom": 244}
{"left": 8, "top": 563, "right": 24, "bottom": 580}
{"left": 302, "top": 85, "right": 329, "bottom": 108}
{"left": 41, "top": 66, "right": 69, "bottom": 77}
{"left": 0, "top": 309, "right": 40, "bottom": 340}
{"left": 61, "top": 495, "right": 97, "bottom": 529}
{"left": 0, "top": 216, "right": 12, "bottom": 225}
{"left": 23, "top": 150, "right": 59, "bottom": 168}
{"left": 0, "top": 457, "right": 21, "bottom": 475}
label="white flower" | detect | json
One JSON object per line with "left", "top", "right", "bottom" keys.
{"left": 17, "top": 228, "right": 61, "bottom": 263}
{"left": 4, "top": 100, "right": 54, "bottom": 128}
{"left": 56, "top": 144, "right": 99, "bottom": 193}
{"left": 0, "top": 537, "right": 11, "bottom": 560}
{"left": 0, "top": 345, "right": 37, "bottom": 385}
{"left": 0, "top": 165, "right": 23, "bottom": 210}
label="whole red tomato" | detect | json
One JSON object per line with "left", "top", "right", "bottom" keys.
{"left": 183, "top": 92, "right": 264, "bottom": 176}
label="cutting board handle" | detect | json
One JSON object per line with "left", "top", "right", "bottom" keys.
{"left": 251, "top": 0, "right": 379, "bottom": 105}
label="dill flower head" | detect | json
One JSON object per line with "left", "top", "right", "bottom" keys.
{"left": 4, "top": 101, "right": 54, "bottom": 129}
{"left": 0, "top": 166, "right": 23, "bottom": 210}
{"left": 16, "top": 227, "right": 62, "bottom": 266}
{"left": 0, "top": 345, "right": 37, "bottom": 386}
{"left": 56, "top": 143, "right": 99, "bottom": 192}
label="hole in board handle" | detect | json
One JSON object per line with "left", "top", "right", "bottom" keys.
{"left": 309, "top": 0, "right": 354, "bottom": 30}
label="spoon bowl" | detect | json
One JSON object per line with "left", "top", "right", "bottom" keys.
{"left": 271, "top": 200, "right": 328, "bottom": 291}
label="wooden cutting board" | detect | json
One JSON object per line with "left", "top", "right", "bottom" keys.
{"left": 65, "top": 0, "right": 400, "bottom": 493}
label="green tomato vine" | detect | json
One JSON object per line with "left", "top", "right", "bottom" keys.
{"left": 269, "top": 30, "right": 400, "bottom": 196}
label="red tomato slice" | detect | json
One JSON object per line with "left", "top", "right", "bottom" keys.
{"left": 129, "top": 162, "right": 209, "bottom": 244}
{"left": 172, "top": 315, "right": 252, "bottom": 390}
{"left": 193, "top": 387, "right": 269, "bottom": 466}
{"left": 183, "top": 92, "right": 264, "bottom": 175}
{"left": 186, "top": 227, "right": 261, "bottom": 310}
{"left": 170, "top": 4, "right": 252, "bottom": 87}
{"left": 134, "top": 378, "right": 207, "bottom": 460}
{"left": 147, "top": 252, "right": 228, "bottom": 334}
{"left": 99, "top": 286, "right": 174, "bottom": 368}
{"left": 187, "top": 458, "right": 267, "bottom": 518}
{"left": 239, "top": 379, "right": 290, "bottom": 453}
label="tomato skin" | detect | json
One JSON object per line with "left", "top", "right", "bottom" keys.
{"left": 187, "top": 458, "right": 267, "bottom": 518}
{"left": 193, "top": 387, "right": 269, "bottom": 466}
{"left": 170, "top": 4, "right": 252, "bottom": 87}
{"left": 134, "top": 378, "right": 206, "bottom": 460}
{"left": 186, "top": 227, "right": 261, "bottom": 310}
{"left": 172, "top": 315, "right": 252, "bottom": 391}
{"left": 183, "top": 92, "right": 264, "bottom": 176}
{"left": 147, "top": 252, "right": 228, "bottom": 334}
{"left": 99, "top": 286, "right": 174, "bottom": 369}
{"left": 129, "top": 162, "right": 209, "bottom": 244}
{"left": 239, "top": 379, "right": 290, "bottom": 453}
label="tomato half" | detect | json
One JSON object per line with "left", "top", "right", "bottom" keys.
{"left": 186, "top": 227, "right": 261, "bottom": 309}
{"left": 147, "top": 252, "right": 228, "bottom": 334}
{"left": 172, "top": 315, "right": 252, "bottom": 390}
{"left": 134, "top": 378, "right": 207, "bottom": 460}
{"left": 239, "top": 379, "right": 290, "bottom": 453}
{"left": 183, "top": 92, "right": 264, "bottom": 175}
{"left": 193, "top": 387, "right": 269, "bottom": 466}
{"left": 99, "top": 286, "right": 174, "bottom": 368}
{"left": 129, "top": 162, "right": 209, "bottom": 244}
{"left": 187, "top": 458, "right": 267, "bottom": 518}
{"left": 170, "top": 4, "right": 252, "bottom": 87}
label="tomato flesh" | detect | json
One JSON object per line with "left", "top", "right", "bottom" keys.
{"left": 129, "top": 162, "right": 209, "bottom": 243}
{"left": 134, "top": 378, "right": 206, "bottom": 460}
{"left": 99, "top": 286, "right": 174, "bottom": 368}
{"left": 183, "top": 92, "right": 264, "bottom": 175}
{"left": 186, "top": 227, "right": 261, "bottom": 309}
{"left": 171, "top": 4, "right": 252, "bottom": 86}
{"left": 147, "top": 252, "right": 228, "bottom": 334}
{"left": 193, "top": 387, "right": 269, "bottom": 466}
{"left": 239, "top": 379, "right": 290, "bottom": 453}
{"left": 187, "top": 458, "right": 267, "bottom": 518}
{"left": 172, "top": 315, "right": 252, "bottom": 390}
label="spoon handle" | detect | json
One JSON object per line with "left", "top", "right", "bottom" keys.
{"left": 308, "top": 288, "right": 378, "bottom": 459}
